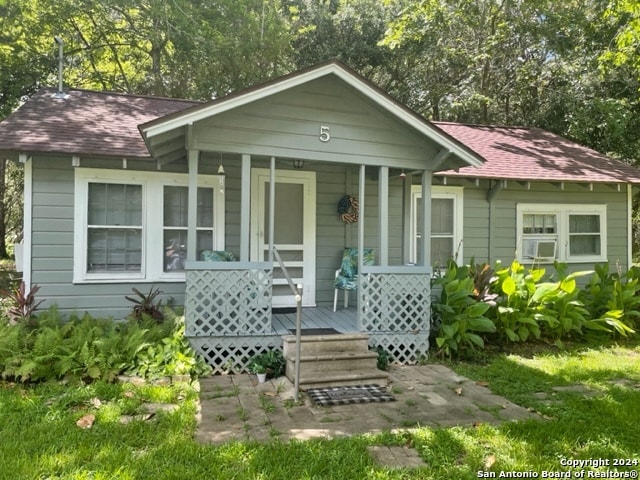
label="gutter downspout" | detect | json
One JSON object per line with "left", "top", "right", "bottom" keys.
{"left": 486, "top": 180, "right": 504, "bottom": 264}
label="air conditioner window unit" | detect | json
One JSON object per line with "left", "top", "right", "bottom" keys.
{"left": 522, "top": 238, "right": 557, "bottom": 260}
{"left": 535, "top": 240, "right": 557, "bottom": 260}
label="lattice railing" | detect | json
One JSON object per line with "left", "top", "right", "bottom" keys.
{"left": 359, "top": 269, "right": 431, "bottom": 364}
{"left": 185, "top": 263, "right": 272, "bottom": 337}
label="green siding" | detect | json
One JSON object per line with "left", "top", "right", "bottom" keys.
{"left": 29, "top": 155, "right": 632, "bottom": 317}
{"left": 441, "top": 178, "right": 630, "bottom": 273}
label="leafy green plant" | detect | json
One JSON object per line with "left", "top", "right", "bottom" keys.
{"left": 0, "top": 281, "right": 44, "bottom": 325}
{"left": 373, "top": 345, "right": 392, "bottom": 370}
{"left": 130, "top": 311, "right": 211, "bottom": 380}
{"left": 0, "top": 306, "right": 210, "bottom": 383}
{"left": 431, "top": 262, "right": 496, "bottom": 358}
{"left": 125, "top": 286, "right": 164, "bottom": 323}
{"left": 492, "top": 260, "right": 546, "bottom": 343}
{"left": 247, "top": 349, "right": 285, "bottom": 378}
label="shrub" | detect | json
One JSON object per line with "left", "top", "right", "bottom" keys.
{"left": 0, "top": 306, "right": 211, "bottom": 383}
{"left": 431, "top": 262, "right": 496, "bottom": 358}
{"left": 492, "top": 260, "right": 546, "bottom": 343}
{"left": 247, "top": 348, "right": 285, "bottom": 378}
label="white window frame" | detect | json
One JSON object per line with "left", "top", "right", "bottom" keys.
{"left": 74, "top": 168, "right": 225, "bottom": 283}
{"left": 516, "top": 204, "right": 607, "bottom": 264}
{"left": 410, "top": 185, "right": 464, "bottom": 265}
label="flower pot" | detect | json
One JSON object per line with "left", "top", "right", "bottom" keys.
{"left": 257, "top": 372, "right": 267, "bottom": 383}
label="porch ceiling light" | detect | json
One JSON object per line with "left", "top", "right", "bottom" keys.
{"left": 293, "top": 159, "right": 304, "bottom": 169}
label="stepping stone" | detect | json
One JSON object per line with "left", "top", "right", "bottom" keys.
{"left": 368, "top": 446, "right": 426, "bottom": 469}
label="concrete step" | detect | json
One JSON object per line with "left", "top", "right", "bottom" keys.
{"left": 282, "top": 333, "right": 370, "bottom": 357}
{"left": 297, "top": 368, "right": 389, "bottom": 390}
{"left": 285, "top": 350, "right": 378, "bottom": 377}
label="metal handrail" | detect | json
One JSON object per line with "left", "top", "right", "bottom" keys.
{"left": 271, "top": 246, "right": 302, "bottom": 403}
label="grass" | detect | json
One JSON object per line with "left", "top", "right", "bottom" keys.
{"left": 2, "top": 339, "right": 640, "bottom": 479}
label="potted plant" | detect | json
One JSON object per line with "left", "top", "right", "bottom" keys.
{"left": 248, "top": 356, "right": 268, "bottom": 383}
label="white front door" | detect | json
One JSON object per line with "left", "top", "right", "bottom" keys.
{"left": 251, "top": 169, "right": 316, "bottom": 307}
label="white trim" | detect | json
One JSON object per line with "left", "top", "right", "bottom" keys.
{"left": 73, "top": 168, "right": 225, "bottom": 283}
{"left": 516, "top": 203, "right": 607, "bottom": 264}
{"left": 21, "top": 154, "right": 33, "bottom": 289}
{"left": 410, "top": 185, "right": 464, "bottom": 265}
{"left": 142, "top": 63, "right": 483, "bottom": 169}
{"left": 250, "top": 168, "right": 316, "bottom": 307}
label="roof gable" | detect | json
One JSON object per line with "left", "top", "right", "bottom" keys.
{"left": 140, "top": 60, "right": 484, "bottom": 169}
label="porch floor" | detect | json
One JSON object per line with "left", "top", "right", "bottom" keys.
{"left": 271, "top": 305, "right": 358, "bottom": 335}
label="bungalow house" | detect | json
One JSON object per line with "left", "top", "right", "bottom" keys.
{"left": 1, "top": 60, "right": 640, "bottom": 374}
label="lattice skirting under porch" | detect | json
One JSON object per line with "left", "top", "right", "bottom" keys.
{"left": 367, "top": 332, "right": 431, "bottom": 364}
{"left": 188, "top": 332, "right": 430, "bottom": 374}
{"left": 188, "top": 336, "right": 282, "bottom": 375}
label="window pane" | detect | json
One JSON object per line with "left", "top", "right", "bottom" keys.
{"left": 570, "top": 235, "right": 601, "bottom": 256}
{"left": 164, "top": 230, "right": 187, "bottom": 272}
{"left": 164, "top": 186, "right": 188, "bottom": 227}
{"left": 570, "top": 214, "right": 600, "bottom": 233}
{"left": 431, "top": 237, "right": 454, "bottom": 266}
{"left": 197, "top": 188, "right": 214, "bottom": 228}
{"left": 432, "top": 198, "right": 453, "bottom": 235}
{"left": 87, "top": 228, "right": 141, "bottom": 272}
{"left": 197, "top": 230, "right": 213, "bottom": 257}
{"left": 88, "top": 183, "right": 141, "bottom": 226}
{"left": 523, "top": 213, "right": 556, "bottom": 234}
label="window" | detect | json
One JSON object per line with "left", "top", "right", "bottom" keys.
{"left": 162, "top": 186, "right": 217, "bottom": 272}
{"left": 517, "top": 204, "right": 606, "bottom": 263}
{"left": 87, "top": 183, "right": 143, "bottom": 273}
{"left": 410, "top": 186, "right": 464, "bottom": 266}
{"left": 75, "top": 169, "right": 224, "bottom": 282}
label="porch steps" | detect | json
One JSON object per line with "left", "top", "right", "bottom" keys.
{"left": 282, "top": 333, "right": 389, "bottom": 390}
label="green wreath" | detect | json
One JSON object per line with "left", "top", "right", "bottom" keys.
{"left": 337, "top": 195, "right": 359, "bottom": 223}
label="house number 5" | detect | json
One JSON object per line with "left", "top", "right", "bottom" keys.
{"left": 319, "top": 125, "right": 331, "bottom": 142}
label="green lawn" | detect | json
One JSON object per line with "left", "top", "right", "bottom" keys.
{"left": 2, "top": 339, "right": 640, "bottom": 479}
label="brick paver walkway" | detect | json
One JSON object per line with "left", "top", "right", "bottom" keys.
{"left": 196, "top": 364, "right": 537, "bottom": 460}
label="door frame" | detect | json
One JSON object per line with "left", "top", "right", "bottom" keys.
{"left": 250, "top": 168, "right": 316, "bottom": 307}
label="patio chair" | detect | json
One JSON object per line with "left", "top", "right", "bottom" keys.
{"left": 333, "top": 247, "right": 374, "bottom": 312}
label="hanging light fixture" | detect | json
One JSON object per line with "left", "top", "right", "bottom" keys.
{"left": 399, "top": 169, "right": 406, "bottom": 179}
{"left": 293, "top": 159, "right": 304, "bottom": 169}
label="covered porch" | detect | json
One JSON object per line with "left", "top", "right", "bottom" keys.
{"left": 139, "top": 61, "right": 483, "bottom": 373}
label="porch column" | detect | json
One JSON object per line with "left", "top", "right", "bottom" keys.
{"left": 402, "top": 173, "right": 412, "bottom": 264}
{"left": 187, "top": 148, "right": 199, "bottom": 262}
{"left": 421, "top": 170, "right": 432, "bottom": 267}
{"left": 357, "top": 164, "right": 366, "bottom": 331}
{"left": 378, "top": 166, "right": 389, "bottom": 266}
{"left": 240, "top": 154, "right": 251, "bottom": 262}
{"left": 268, "top": 156, "right": 276, "bottom": 263}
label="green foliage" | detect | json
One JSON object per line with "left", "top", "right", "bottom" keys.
{"left": 431, "top": 262, "right": 496, "bottom": 358}
{"left": 248, "top": 348, "right": 285, "bottom": 378}
{"left": 127, "top": 309, "right": 211, "bottom": 380}
{"left": 492, "top": 260, "right": 546, "bottom": 343}
{"left": 0, "top": 306, "right": 210, "bottom": 383}
{"left": 373, "top": 345, "right": 391, "bottom": 371}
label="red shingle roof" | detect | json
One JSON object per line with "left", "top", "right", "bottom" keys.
{"left": 0, "top": 88, "right": 197, "bottom": 159}
{"left": 434, "top": 122, "right": 640, "bottom": 184}
{"left": 2, "top": 88, "right": 639, "bottom": 184}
